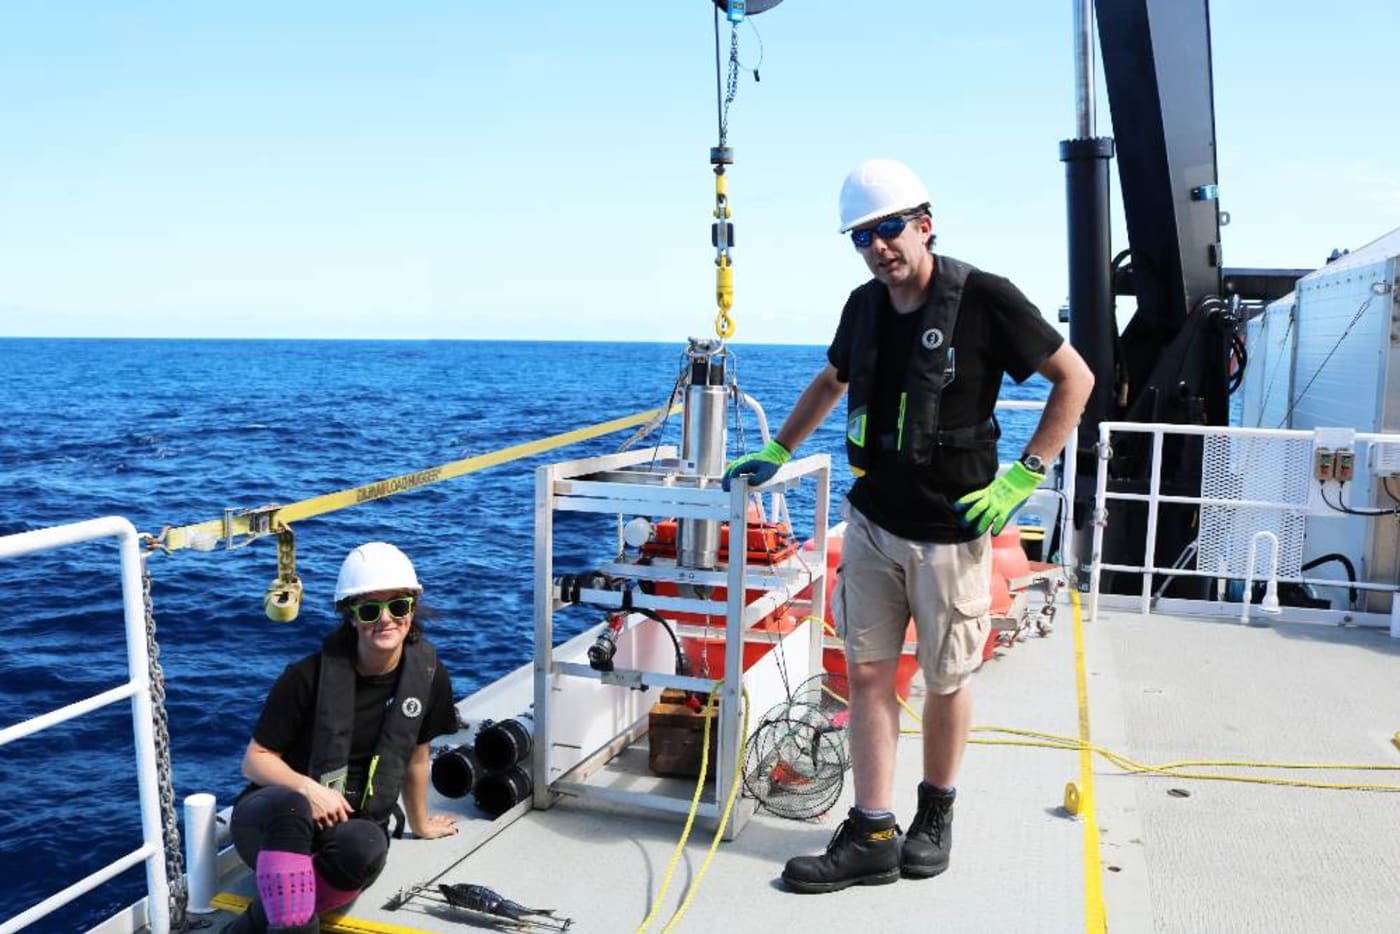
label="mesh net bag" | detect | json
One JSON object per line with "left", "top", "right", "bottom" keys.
{"left": 743, "top": 672, "right": 851, "bottom": 820}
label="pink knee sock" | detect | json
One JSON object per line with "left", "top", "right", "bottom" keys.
{"left": 313, "top": 868, "right": 361, "bottom": 915}
{"left": 255, "top": 850, "right": 316, "bottom": 927}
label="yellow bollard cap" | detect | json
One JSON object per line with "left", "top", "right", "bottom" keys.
{"left": 1063, "top": 781, "right": 1082, "bottom": 816}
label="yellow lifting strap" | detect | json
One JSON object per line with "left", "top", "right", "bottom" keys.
{"left": 154, "top": 404, "right": 679, "bottom": 554}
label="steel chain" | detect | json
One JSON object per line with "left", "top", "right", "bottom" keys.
{"left": 276, "top": 527, "right": 297, "bottom": 582}
{"left": 143, "top": 559, "right": 192, "bottom": 932}
{"left": 718, "top": 27, "right": 741, "bottom": 146}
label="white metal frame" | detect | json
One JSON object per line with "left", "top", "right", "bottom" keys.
{"left": 531, "top": 445, "right": 830, "bottom": 839}
{"left": 1088, "top": 421, "right": 1400, "bottom": 628}
{"left": 0, "top": 518, "right": 171, "bottom": 934}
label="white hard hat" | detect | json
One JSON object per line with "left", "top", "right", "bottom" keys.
{"left": 837, "top": 158, "right": 931, "bottom": 232}
{"left": 333, "top": 542, "right": 422, "bottom": 603}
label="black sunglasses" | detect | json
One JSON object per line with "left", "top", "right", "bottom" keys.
{"left": 348, "top": 596, "right": 415, "bottom": 625}
{"left": 850, "top": 213, "right": 923, "bottom": 249}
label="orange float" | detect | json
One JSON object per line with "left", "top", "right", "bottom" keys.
{"left": 669, "top": 520, "right": 1038, "bottom": 701}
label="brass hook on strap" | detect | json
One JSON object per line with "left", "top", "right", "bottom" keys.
{"left": 264, "top": 526, "right": 304, "bottom": 622}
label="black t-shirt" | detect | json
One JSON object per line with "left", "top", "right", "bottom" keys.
{"left": 827, "top": 262, "right": 1063, "bottom": 541}
{"left": 251, "top": 645, "right": 458, "bottom": 804}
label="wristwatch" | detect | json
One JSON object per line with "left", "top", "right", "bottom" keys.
{"left": 1019, "top": 452, "right": 1046, "bottom": 474}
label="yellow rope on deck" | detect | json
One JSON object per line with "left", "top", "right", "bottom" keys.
{"left": 633, "top": 685, "right": 750, "bottom": 934}
{"left": 154, "top": 404, "right": 679, "bottom": 553}
{"left": 898, "top": 703, "right": 1400, "bottom": 789}
{"left": 210, "top": 893, "right": 432, "bottom": 934}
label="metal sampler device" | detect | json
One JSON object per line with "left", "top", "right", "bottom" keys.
{"left": 522, "top": 338, "right": 830, "bottom": 839}
{"left": 678, "top": 338, "right": 729, "bottom": 570}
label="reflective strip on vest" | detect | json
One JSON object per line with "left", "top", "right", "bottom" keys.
{"left": 895, "top": 392, "right": 908, "bottom": 452}
{"left": 847, "top": 408, "right": 868, "bottom": 447}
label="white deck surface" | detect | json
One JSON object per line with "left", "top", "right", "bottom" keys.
{"left": 204, "top": 594, "right": 1400, "bottom": 934}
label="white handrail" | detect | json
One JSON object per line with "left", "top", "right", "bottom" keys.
{"left": 1088, "top": 421, "right": 1400, "bottom": 624}
{"left": 0, "top": 517, "right": 171, "bottom": 934}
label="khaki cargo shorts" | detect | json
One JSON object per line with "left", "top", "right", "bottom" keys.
{"left": 831, "top": 505, "right": 992, "bottom": 695}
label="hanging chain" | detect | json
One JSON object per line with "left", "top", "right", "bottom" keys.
{"left": 711, "top": 19, "right": 745, "bottom": 341}
{"left": 717, "top": 27, "right": 741, "bottom": 149}
{"left": 143, "top": 558, "right": 192, "bottom": 932}
{"left": 276, "top": 527, "right": 298, "bottom": 583}
{"left": 709, "top": 6, "right": 773, "bottom": 341}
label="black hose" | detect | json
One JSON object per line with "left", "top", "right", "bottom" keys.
{"left": 1300, "top": 552, "right": 1358, "bottom": 608}
{"left": 557, "top": 571, "right": 691, "bottom": 676}
{"left": 1227, "top": 333, "right": 1247, "bottom": 394}
{"left": 634, "top": 607, "right": 690, "bottom": 677}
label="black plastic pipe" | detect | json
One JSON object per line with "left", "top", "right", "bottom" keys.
{"left": 1060, "top": 136, "right": 1116, "bottom": 564}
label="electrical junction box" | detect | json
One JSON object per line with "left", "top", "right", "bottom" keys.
{"left": 1335, "top": 449, "right": 1356, "bottom": 483}
{"left": 1372, "top": 442, "right": 1400, "bottom": 477}
{"left": 1308, "top": 429, "right": 1354, "bottom": 517}
{"left": 1241, "top": 225, "right": 1400, "bottom": 611}
{"left": 1314, "top": 447, "right": 1334, "bottom": 481}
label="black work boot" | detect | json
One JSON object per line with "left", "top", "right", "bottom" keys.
{"left": 781, "top": 807, "right": 902, "bottom": 893}
{"left": 901, "top": 784, "right": 955, "bottom": 878}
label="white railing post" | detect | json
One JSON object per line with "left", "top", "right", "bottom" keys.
{"left": 0, "top": 518, "right": 171, "bottom": 934}
{"left": 1140, "top": 429, "right": 1166, "bottom": 616}
{"left": 1060, "top": 444, "right": 1078, "bottom": 573}
{"left": 120, "top": 536, "right": 171, "bottom": 934}
{"left": 1089, "top": 424, "right": 1111, "bottom": 623}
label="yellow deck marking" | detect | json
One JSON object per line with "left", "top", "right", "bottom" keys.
{"left": 211, "top": 893, "right": 433, "bottom": 934}
{"left": 1071, "top": 590, "right": 1108, "bottom": 934}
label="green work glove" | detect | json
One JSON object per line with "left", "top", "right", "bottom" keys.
{"left": 722, "top": 440, "right": 791, "bottom": 490}
{"left": 954, "top": 460, "right": 1045, "bottom": 535}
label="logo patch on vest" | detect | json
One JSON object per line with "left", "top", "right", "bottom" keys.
{"left": 921, "top": 328, "right": 945, "bottom": 350}
{"left": 401, "top": 697, "right": 423, "bottom": 718}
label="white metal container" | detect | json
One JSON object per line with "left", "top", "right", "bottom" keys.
{"left": 1241, "top": 227, "right": 1400, "bottom": 609}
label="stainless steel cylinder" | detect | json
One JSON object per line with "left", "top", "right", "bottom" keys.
{"left": 679, "top": 342, "right": 728, "bottom": 569}
{"left": 1072, "top": 0, "right": 1095, "bottom": 138}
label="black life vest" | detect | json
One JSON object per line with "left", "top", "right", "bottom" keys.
{"left": 845, "top": 254, "right": 998, "bottom": 481}
{"left": 306, "top": 629, "right": 438, "bottom": 823}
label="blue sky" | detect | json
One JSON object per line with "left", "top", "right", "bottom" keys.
{"left": 0, "top": 1, "right": 1395, "bottom": 343}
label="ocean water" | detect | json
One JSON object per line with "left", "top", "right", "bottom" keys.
{"left": 0, "top": 338, "right": 1049, "bottom": 931}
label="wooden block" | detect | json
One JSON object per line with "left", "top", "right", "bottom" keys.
{"left": 648, "top": 689, "right": 718, "bottom": 779}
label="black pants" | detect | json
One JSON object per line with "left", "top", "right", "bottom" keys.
{"left": 230, "top": 785, "right": 389, "bottom": 893}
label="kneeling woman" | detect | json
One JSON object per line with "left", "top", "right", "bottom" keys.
{"left": 229, "top": 542, "right": 459, "bottom": 933}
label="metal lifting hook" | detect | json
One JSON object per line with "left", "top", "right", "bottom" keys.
{"left": 712, "top": 153, "right": 736, "bottom": 339}
{"left": 704, "top": 1, "right": 782, "bottom": 339}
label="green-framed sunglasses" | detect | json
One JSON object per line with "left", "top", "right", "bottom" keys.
{"left": 348, "top": 596, "right": 415, "bottom": 625}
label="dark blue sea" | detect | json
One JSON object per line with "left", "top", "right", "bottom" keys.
{"left": 0, "top": 338, "right": 1049, "bottom": 931}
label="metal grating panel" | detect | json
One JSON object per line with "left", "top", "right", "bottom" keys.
{"left": 1197, "top": 432, "right": 1311, "bottom": 578}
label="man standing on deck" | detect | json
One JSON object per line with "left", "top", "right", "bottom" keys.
{"left": 724, "top": 158, "right": 1093, "bottom": 892}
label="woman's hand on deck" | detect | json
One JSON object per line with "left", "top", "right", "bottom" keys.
{"left": 412, "top": 813, "right": 458, "bottom": 839}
